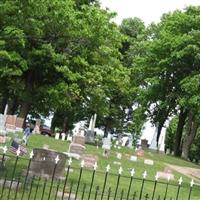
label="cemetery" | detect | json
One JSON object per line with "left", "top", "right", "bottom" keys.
{"left": 0, "top": 129, "right": 200, "bottom": 199}
{"left": 1, "top": 0, "right": 200, "bottom": 199}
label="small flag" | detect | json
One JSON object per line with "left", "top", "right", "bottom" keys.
{"left": 9, "top": 140, "right": 27, "bottom": 156}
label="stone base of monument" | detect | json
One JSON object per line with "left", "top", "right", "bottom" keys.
{"left": 29, "top": 149, "right": 67, "bottom": 178}
{"left": 69, "top": 143, "right": 85, "bottom": 155}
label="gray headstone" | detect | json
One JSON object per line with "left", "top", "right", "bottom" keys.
{"left": 85, "top": 130, "right": 95, "bottom": 144}
{"left": 29, "top": 149, "right": 66, "bottom": 178}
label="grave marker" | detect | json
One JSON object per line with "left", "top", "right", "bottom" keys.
{"left": 144, "top": 159, "right": 154, "bottom": 165}
{"left": 81, "top": 154, "right": 98, "bottom": 168}
{"left": 130, "top": 155, "right": 137, "bottom": 162}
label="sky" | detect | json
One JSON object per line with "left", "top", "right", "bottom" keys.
{"left": 100, "top": 0, "right": 200, "bottom": 25}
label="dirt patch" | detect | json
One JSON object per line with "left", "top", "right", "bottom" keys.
{"left": 165, "top": 164, "right": 200, "bottom": 181}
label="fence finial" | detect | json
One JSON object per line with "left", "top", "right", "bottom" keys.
{"left": 16, "top": 146, "right": 21, "bottom": 157}
{"left": 55, "top": 155, "right": 60, "bottom": 164}
{"left": 68, "top": 157, "right": 72, "bottom": 166}
{"left": 143, "top": 171, "right": 147, "bottom": 179}
{"left": 3, "top": 145, "right": 7, "bottom": 154}
{"left": 178, "top": 177, "right": 183, "bottom": 185}
{"left": 106, "top": 164, "right": 110, "bottom": 172}
{"left": 131, "top": 168, "right": 135, "bottom": 177}
{"left": 118, "top": 166, "right": 123, "bottom": 175}
{"left": 94, "top": 162, "right": 98, "bottom": 170}
{"left": 190, "top": 179, "right": 194, "bottom": 187}
{"left": 155, "top": 173, "right": 159, "bottom": 181}
{"left": 29, "top": 150, "right": 34, "bottom": 159}
{"left": 81, "top": 160, "right": 85, "bottom": 168}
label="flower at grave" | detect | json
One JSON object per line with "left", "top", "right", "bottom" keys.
{"left": 190, "top": 179, "right": 194, "bottom": 187}
{"left": 55, "top": 155, "right": 60, "bottom": 164}
{"left": 118, "top": 166, "right": 123, "bottom": 175}
{"left": 29, "top": 150, "right": 34, "bottom": 159}
{"left": 130, "top": 168, "right": 135, "bottom": 177}
{"left": 143, "top": 171, "right": 147, "bottom": 179}
{"left": 16, "top": 146, "right": 21, "bottom": 157}
{"left": 68, "top": 157, "right": 72, "bottom": 166}
{"left": 106, "top": 164, "right": 110, "bottom": 172}
{"left": 93, "top": 162, "right": 98, "bottom": 170}
{"left": 3, "top": 145, "right": 7, "bottom": 154}
{"left": 178, "top": 177, "right": 183, "bottom": 185}
{"left": 81, "top": 160, "right": 85, "bottom": 168}
{"left": 155, "top": 174, "right": 159, "bottom": 181}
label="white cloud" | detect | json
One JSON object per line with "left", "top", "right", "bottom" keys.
{"left": 100, "top": 0, "right": 200, "bottom": 25}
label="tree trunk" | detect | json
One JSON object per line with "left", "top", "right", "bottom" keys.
{"left": 174, "top": 108, "right": 188, "bottom": 156}
{"left": 18, "top": 102, "right": 30, "bottom": 125}
{"left": 51, "top": 113, "right": 56, "bottom": 133}
{"left": 0, "top": 98, "right": 7, "bottom": 114}
{"left": 156, "top": 120, "right": 165, "bottom": 147}
{"left": 181, "top": 110, "right": 198, "bottom": 159}
{"left": 7, "top": 99, "right": 19, "bottom": 115}
{"left": 63, "top": 117, "right": 68, "bottom": 133}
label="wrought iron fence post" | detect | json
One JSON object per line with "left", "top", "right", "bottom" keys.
{"left": 113, "top": 167, "right": 123, "bottom": 200}
{"left": 120, "top": 189, "right": 124, "bottom": 200}
{"left": 101, "top": 164, "right": 110, "bottom": 200}
{"left": 27, "top": 176, "right": 35, "bottom": 200}
{"left": 74, "top": 160, "right": 84, "bottom": 200}
{"left": 94, "top": 186, "right": 99, "bottom": 200}
{"left": 107, "top": 187, "right": 111, "bottom": 200}
{"left": 54, "top": 179, "right": 61, "bottom": 200}
{"left": 41, "top": 178, "right": 47, "bottom": 200}
{"left": 139, "top": 171, "right": 147, "bottom": 200}
{"left": 126, "top": 169, "right": 135, "bottom": 200}
{"left": 0, "top": 171, "right": 7, "bottom": 199}
{"left": 68, "top": 181, "right": 73, "bottom": 200}
{"left": 14, "top": 176, "right": 21, "bottom": 200}
{"left": 33, "top": 176, "right": 41, "bottom": 200}
{"left": 21, "top": 151, "right": 34, "bottom": 200}
{"left": 152, "top": 174, "right": 159, "bottom": 200}
{"left": 62, "top": 158, "right": 72, "bottom": 200}
{"left": 81, "top": 183, "right": 86, "bottom": 200}
{"left": 7, "top": 147, "right": 20, "bottom": 200}
{"left": 188, "top": 179, "right": 194, "bottom": 200}
{"left": 47, "top": 155, "right": 60, "bottom": 200}
{"left": 0, "top": 146, "right": 7, "bottom": 174}
{"left": 176, "top": 177, "right": 183, "bottom": 200}
{"left": 88, "top": 162, "right": 97, "bottom": 200}
{"left": 164, "top": 175, "right": 171, "bottom": 200}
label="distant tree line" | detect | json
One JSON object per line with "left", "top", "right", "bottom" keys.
{"left": 1, "top": 0, "right": 200, "bottom": 159}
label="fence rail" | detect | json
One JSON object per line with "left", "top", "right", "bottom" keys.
{"left": 0, "top": 148, "right": 199, "bottom": 200}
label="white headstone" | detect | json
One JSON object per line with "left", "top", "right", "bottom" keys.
{"left": 116, "top": 153, "right": 122, "bottom": 159}
{"left": 102, "top": 137, "right": 112, "bottom": 150}
{"left": 159, "top": 128, "right": 167, "bottom": 152}
{"left": 144, "top": 159, "right": 154, "bottom": 165}
{"left": 0, "top": 114, "right": 6, "bottom": 135}
{"left": 67, "top": 135, "right": 72, "bottom": 142}
{"left": 61, "top": 133, "right": 66, "bottom": 141}
{"left": 55, "top": 133, "right": 60, "bottom": 140}
{"left": 121, "top": 137, "right": 128, "bottom": 146}
{"left": 130, "top": 155, "right": 138, "bottom": 162}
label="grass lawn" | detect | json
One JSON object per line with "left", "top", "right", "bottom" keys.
{"left": 0, "top": 132, "right": 200, "bottom": 199}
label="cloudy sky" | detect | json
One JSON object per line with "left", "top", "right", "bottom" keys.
{"left": 100, "top": 0, "right": 200, "bottom": 25}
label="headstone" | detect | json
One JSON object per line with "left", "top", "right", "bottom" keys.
{"left": 61, "top": 133, "right": 66, "bottom": 141}
{"left": 85, "top": 130, "right": 95, "bottom": 144}
{"left": 121, "top": 137, "right": 128, "bottom": 147}
{"left": 15, "top": 117, "right": 24, "bottom": 132}
{"left": 29, "top": 148, "right": 66, "bottom": 178}
{"left": 0, "top": 135, "right": 6, "bottom": 144}
{"left": 102, "top": 137, "right": 112, "bottom": 158}
{"left": 67, "top": 135, "right": 72, "bottom": 142}
{"left": 166, "top": 148, "right": 170, "bottom": 155}
{"left": 33, "top": 119, "right": 41, "bottom": 134}
{"left": 136, "top": 149, "right": 144, "bottom": 157}
{"left": 81, "top": 154, "right": 98, "bottom": 168}
{"left": 113, "top": 161, "right": 121, "bottom": 165}
{"left": 69, "top": 135, "right": 85, "bottom": 156}
{"left": 0, "top": 114, "right": 6, "bottom": 135}
{"left": 127, "top": 135, "right": 133, "bottom": 148}
{"left": 55, "top": 133, "right": 60, "bottom": 140}
{"left": 116, "top": 153, "right": 122, "bottom": 159}
{"left": 130, "top": 155, "right": 138, "bottom": 162}
{"left": 141, "top": 139, "right": 148, "bottom": 149}
{"left": 158, "top": 128, "right": 166, "bottom": 152}
{"left": 144, "top": 159, "right": 154, "bottom": 165}
{"left": 156, "top": 171, "right": 175, "bottom": 180}
{"left": 5, "top": 115, "right": 16, "bottom": 133}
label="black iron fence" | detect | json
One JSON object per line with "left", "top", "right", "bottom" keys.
{"left": 0, "top": 149, "right": 199, "bottom": 200}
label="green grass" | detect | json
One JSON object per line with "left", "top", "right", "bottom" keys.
{"left": 0, "top": 133, "right": 200, "bottom": 199}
